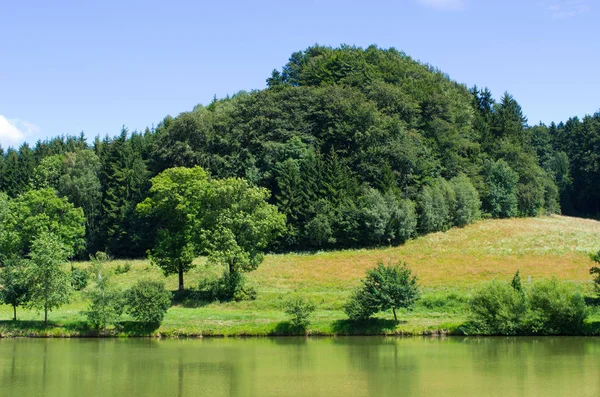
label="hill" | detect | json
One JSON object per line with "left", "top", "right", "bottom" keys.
{"left": 2, "top": 215, "right": 599, "bottom": 337}
{"left": 5, "top": 44, "right": 599, "bottom": 258}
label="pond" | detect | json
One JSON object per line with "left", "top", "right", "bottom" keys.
{"left": 1, "top": 337, "right": 599, "bottom": 396}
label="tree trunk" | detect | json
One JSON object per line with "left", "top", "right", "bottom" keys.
{"left": 44, "top": 308, "right": 48, "bottom": 326}
{"left": 178, "top": 266, "right": 184, "bottom": 291}
{"left": 392, "top": 308, "right": 397, "bottom": 322}
{"left": 13, "top": 305, "right": 16, "bottom": 321}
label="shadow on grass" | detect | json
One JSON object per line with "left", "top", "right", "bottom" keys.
{"left": 117, "top": 321, "right": 161, "bottom": 335}
{"left": 171, "top": 289, "right": 212, "bottom": 308}
{"left": 331, "top": 318, "right": 400, "bottom": 335}
{"left": 0, "top": 320, "right": 92, "bottom": 335}
{"left": 270, "top": 321, "right": 307, "bottom": 336}
{"left": 584, "top": 296, "right": 600, "bottom": 307}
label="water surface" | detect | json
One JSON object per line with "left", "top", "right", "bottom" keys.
{"left": 1, "top": 337, "right": 598, "bottom": 396}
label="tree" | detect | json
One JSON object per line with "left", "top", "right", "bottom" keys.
{"left": 59, "top": 150, "right": 102, "bottom": 249}
{"left": 481, "top": 159, "right": 519, "bottom": 218}
{"left": 139, "top": 167, "right": 286, "bottom": 296}
{"left": 26, "top": 232, "right": 72, "bottom": 325}
{"left": 137, "top": 166, "right": 209, "bottom": 291}
{"left": 85, "top": 252, "right": 124, "bottom": 333}
{"left": 0, "top": 188, "right": 86, "bottom": 259}
{"left": 125, "top": 280, "right": 172, "bottom": 325}
{"left": 201, "top": 177, "right": 286, "bottom": 298}
{"left": 590, "top": 251, "right": 600, "bottom": 295}
{"left": 0, "top": 259, "right": 29, "bottom": 320}
{"left": 345, "top": 262, "right": 420, "bottom": 321}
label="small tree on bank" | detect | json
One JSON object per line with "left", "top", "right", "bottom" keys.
{"left": 26, "top": 232, "right": 71, "bottom": 325}
{"left": 0, "top": 259, "right": 29, "bottom": 320}
{"left": 85, "top": 252, "right": 124, "bottom": 333}
{"left": 590, "top": 251, "right": 600, "bottom": 295}
{"left": 345, "top": 262, "right": 420, "bottom": 321}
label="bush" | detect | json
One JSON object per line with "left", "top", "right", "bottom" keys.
{"left": 71, "top": 267, "right": 89, "bottom": 291}
{"left": 470, "top": 277, "right": 588, "bottom": 335}
{"left": 115, "top": 262, "right": 132, "bottom": 275}
{"left": 345, "top": 262, "right": 420, "bottom": 321}
{"left": 86, "top": 285, "right": 124, "bottom": 332}
{"left": 590, "top": 251, "right": 600, "bottom": 295}
{"left": 284, "top": 296, "right": 316, "bottom": 329}
{"left": 524, "top": 279, "right": 587, "bottom": 335}
{"left": 125, "top": 280, "right": 172, "bottom": 324}
{"left": 470, "top": 280, "right": 527, "bottom": 335}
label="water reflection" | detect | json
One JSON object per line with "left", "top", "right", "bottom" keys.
{"left": 0, "top": 337, "right": 599, "bottom": 397}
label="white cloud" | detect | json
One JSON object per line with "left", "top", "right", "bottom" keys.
{"left": 417, "top": 0, "right": 465, "bottom": 10}
{"left": 0, "top": 115, "right": 39, "bottom": 148}
{"left": 546, "top": 0, "right": 590, "bottom": 18}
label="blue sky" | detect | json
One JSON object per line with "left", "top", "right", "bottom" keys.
{"left": 0, "top": 0, "right": 598, "bottom": 148}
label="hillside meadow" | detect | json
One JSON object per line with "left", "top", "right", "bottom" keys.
{"left": 1, "top": 215, "right": 600, "bottom": 337}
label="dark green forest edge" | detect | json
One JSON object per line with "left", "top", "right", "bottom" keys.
{"left": 1, "top": 45, "right": 600, "bottom": 337}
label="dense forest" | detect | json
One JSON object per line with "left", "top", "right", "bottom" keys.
{"left": 0, "top": 45, "right": 598, "bottom": 259}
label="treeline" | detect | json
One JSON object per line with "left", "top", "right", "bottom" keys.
{"left": 0, "top": 44, "right": 597, "bottom": 257}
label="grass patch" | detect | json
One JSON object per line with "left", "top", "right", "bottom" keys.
{"left": 1, "top": 215, "right": 599, "bottom": 337}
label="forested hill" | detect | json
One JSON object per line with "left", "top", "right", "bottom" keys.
{"left": 0, "top": 45, "right": 598, "bottom": 258}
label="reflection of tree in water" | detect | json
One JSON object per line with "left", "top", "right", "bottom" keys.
{"left": 338, "top": 337, "right": 419, "bottom": 397}
{"left": 462, "top": 337, "right": 598, "bottom": 396}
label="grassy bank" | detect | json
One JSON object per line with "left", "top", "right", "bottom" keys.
{"left": 2, "top": 215, "right": 600, "bottom": 337}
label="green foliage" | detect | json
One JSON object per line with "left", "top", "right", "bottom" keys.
{"left": 481, "top": 159, "right": 519, "bottom": 218}
{"left": 589, "top": 251, "right": 600, "bottom": 295}
{"left": 0, "top": 259, "right": 29, "bottom": 320}
{"left": 0, "top": 188, "right": 86, "bottom": 259}
{"left": 470, "top": 277, "right": 587, "bottom": 335}
{"left": 450, "top": 175, "right": 481, "bottom": 227}
{"left": 511, "top": 270, "right": 523, "bottom": 294}
{"left": 284, "top": 296, "right": 316, "bottom": 329}
{"left": 345, "top": 262, "right": 420, "bottom": 321}
{"left": 25, "top": 232, "right": 72, "bottom": 324}
{"left": 85, "top": 253, "right": 124, "bottom": 332}
{"left": 114, "top": 262, "right": 132, "bottom": 274}
{"left": 417, "top": 179, "right": 454, "bottom": 233}
{"left": 470, "top": 281, "right": 527, "bottom": 335}
{"left": 125, "top": 280, "right": 172, "bottom": 325}
{"left": 70, "top": 267, "right": 89, "bottom": 291}
{"left": 525, "top": 279, "right": 587, "bottom": 335}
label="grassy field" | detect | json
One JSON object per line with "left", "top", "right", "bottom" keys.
{"left": 2, "top": 215, "right": 600, "bottom": 337}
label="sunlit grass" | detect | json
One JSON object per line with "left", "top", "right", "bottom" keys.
{"left": 1, "top": 215, "right": 599, "bottom": 337}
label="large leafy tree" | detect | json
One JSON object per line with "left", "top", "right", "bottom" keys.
{"left": 0, "top": 188, "right": 85, "bottom": 259}
{"left": 137, "top": 166, "right": 209, "bottom": 291}
{"left": 138, "top": 166, "right": 286, "bottom": 294}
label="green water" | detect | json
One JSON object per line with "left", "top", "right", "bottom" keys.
{"left": 1, "top": 337, "right": 599, "bottom": 396}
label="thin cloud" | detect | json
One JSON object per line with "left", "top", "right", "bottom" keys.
{"left": 546, "top": 0, "right": 590, "bottom": 18}
{"left": 417, "top": 0, "right": 465, "bottom": 10}
{"left": 0, "top": 115, "right": 39, "bottom": 148}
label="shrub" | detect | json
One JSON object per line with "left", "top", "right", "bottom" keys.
{"left": 284, "top": 296, "right": 316, "bottom": 329}
{"left": 524, "top": 279, "right": 587, "bottom": 335}
{"left": 470, "top": 276, "right": 588, "bottom": 335}
{"left": 85, "top": 253, "right": 123, "bottom": 332}
{"left": 71, "top": 267, "right": 90, "bottom": 291}
{"left": 125, "top": 280, "right": 172, "bottom": 324}
{"left": 590, "top": 251, "right": 600, "bottom": 295}
{"left": 345, "top": 262, "right": 420, "bottom": 321}
{"left": 86, "top": 285, "right": 124, "bottom": 333}
{"left": 115, "top": 262, "right": 132, "bottom": 275}
{"left": 470, "top": 280, "right": 527, "bottom": 335}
